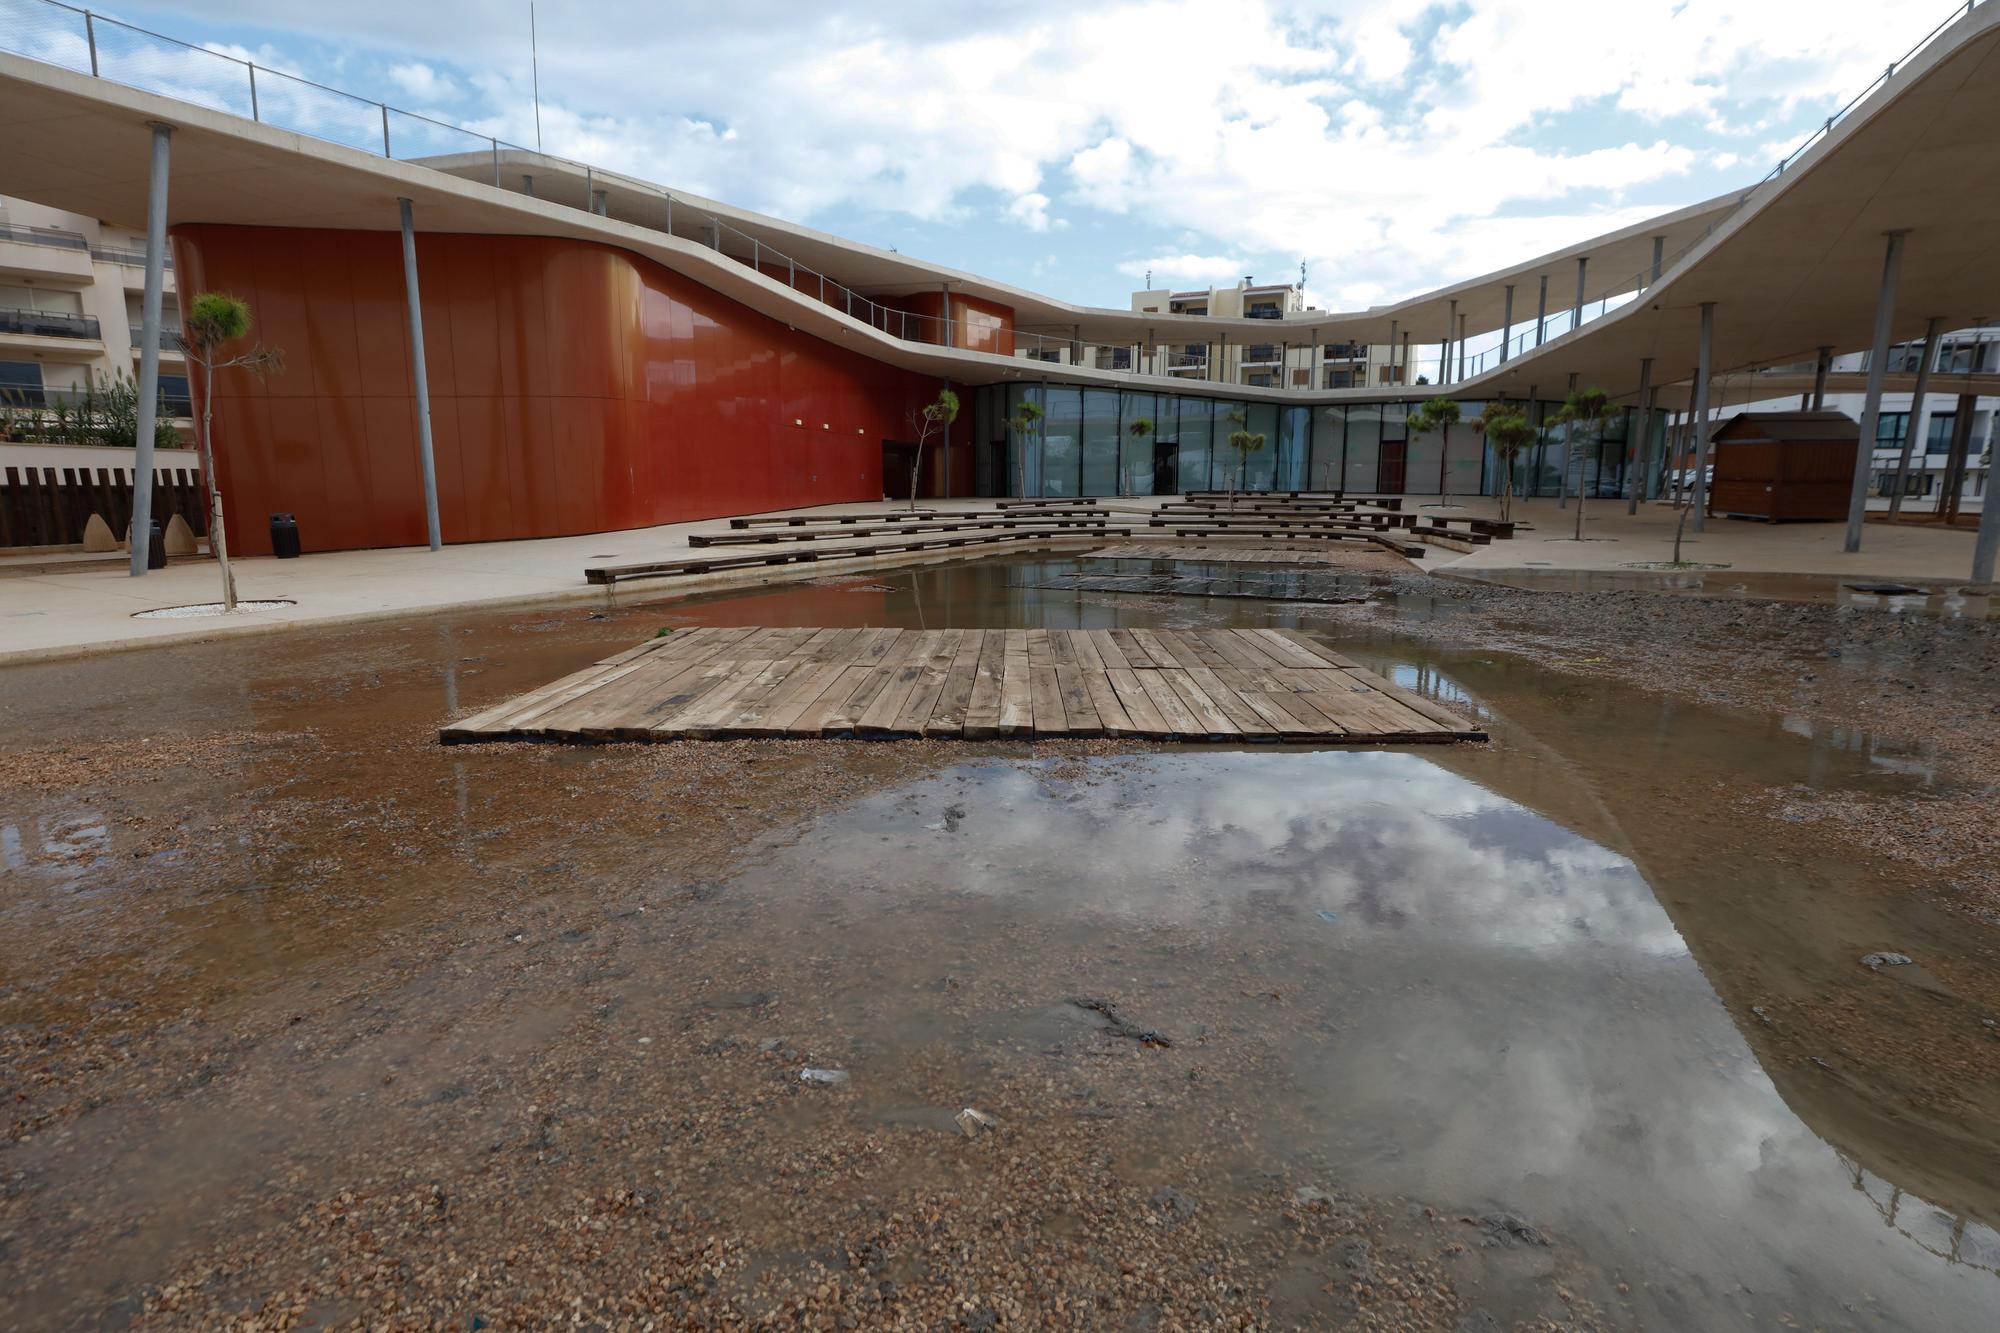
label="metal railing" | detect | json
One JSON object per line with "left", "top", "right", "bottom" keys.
{"left": 129, "top": 323, "right": 184, "bottom": 351}
{"left": 91, "top": 243, "right": 173, "bottom": 269}
{"left": 0, "top": 221, "right": 87, "bottom": 250}
{"left": 0, "top": 307, "right": 100, "bottom": 338}
{"left": 0, "top": 0, "right": 1984, "bottom": 392}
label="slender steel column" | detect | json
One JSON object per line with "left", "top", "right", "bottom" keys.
{"left": 1558, "top": 371, "right": 1578, "bottom": 510}
{"left": 1939, "top": 392, "right": 1976, "bottom": 522}
{"left": 1628, "top": 357, "right": 1653, "bottom": 514}
{"left": 398, "top": 198, "right": 442, "bottom": 551}
{"left": 1534, "top": 276, "right": 1548, "bottom": 347}
{"left": 1442, "top": 300, "right": 1455, "bottom": 385}
{"left": 1572, "top": 257, "right": 1588, "bottom": 329}
{"left": 1456, "top": 312, "right": 1467, "bottom": 380}
{"left": 1845, "top": 231, "right": 1907, "bottom": 552}
{"left": 1387, "top": 319, "right": 1398, "bottom": 384}
{"left": 1811, "top": 345, "right": 1832, "bottom": 409}
{"left": 1888, "top": 316, "right": 1941, "bottom": 518}
{"left": 1692, "top": 304, "right": 1717, "bottom": 531}
{"left": 1650, "top": 236, "right": 1664, "bottom": 288}
{"left": 1500, "top": 285, "right": 1514, "bottom": 364}
{"left": 129, "top": 122, "right": 172, "bottom": 577}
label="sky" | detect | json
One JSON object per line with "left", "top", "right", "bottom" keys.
{"left": 29, "top": 0, "right": 1957, "bottom": 311}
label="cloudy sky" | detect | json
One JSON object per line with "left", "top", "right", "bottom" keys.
{"left": 41, "top": 0, "right": 1948, "bottom": 309}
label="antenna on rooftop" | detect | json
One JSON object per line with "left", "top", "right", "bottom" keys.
{"left": 1299, "top": 260, "right": 1306, "bottom": 292}
{"left": 1145, "top": 269, "right": 1152, "bottom": 290}
{"left": 530, "top": 3, "right": 544, "bottom": 153}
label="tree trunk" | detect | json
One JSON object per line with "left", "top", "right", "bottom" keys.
{"left": 192, "top": 354, "right": 237, "bottom": 611}
{"left": 908, "top": 422, "right": 928, "bottom": 512}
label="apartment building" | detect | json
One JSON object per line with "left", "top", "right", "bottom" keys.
{"left": 0, "top": 194, "right": 190, "bottom": 422}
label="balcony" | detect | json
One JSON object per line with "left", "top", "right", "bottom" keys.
{"left": 1242, "top": 344, "right": 1281, "bottom": 365}
{"left": 130, "top": 324, "right": 188, "bottom": 355}
{"left": 1166, "top": 351, "right": 1208, "bottom": 373}
{"left": 1324, "top": 342, "right": 1364, "bottom": 360}
{"left": 0, "top": 307, "right": 102, "bottom": 342}
{"left": 1245, "top": 307, "right": 1282, "bottom": 320}
{"left": 1093, "top": 348, "right": 1132, "bottom": 371}
{"left": 0, "top": 223, "right": 94, "bottom": 282}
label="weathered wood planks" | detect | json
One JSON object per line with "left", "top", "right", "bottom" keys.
{"left": 440, "top": 628, "right": 1485, "bottom": 745}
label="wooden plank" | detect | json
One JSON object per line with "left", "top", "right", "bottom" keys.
{"left": 996, "top": 631, "right": 1033, "bottom": 736}
{"left": 1026, "top": 628, "right": 1056, "bottom": 669}
{"left": 1181, "top": 665, "right": 1276, "bottom": 738}
{"left": 754, "top": 657, "right": 865, "bottom": 736}
{"left": 1127, "top": 629, "right": 1186, "bottom": 670}
{"left": 1085, "top": 628, "right": 1131, "bottom": 670}
{"left": 1027, "top": 665, "right": 1068, "bottom": 735}
{"left": 1068, "top": 629, "right": 1106, "bottom": 670}
{"left": 891, "top": 629, "right": 964, "bottom": 736}
{"left": 1157, "top": 669, "right": 1240, "bottom": 740}
{"left": 650, "top": 659, "right": 780, "bottom": 737}
{"left": 1052, "top": 664, "right": 1103, "bottom": 737}
{"left": 923, "top": 629, "right": 986, "bottom": 737}
{"left": 1266, "top": 629, "right": 1361, "bottom": 670}
{"left": 1106, "top": 668, "right": 1172, "bottom": 738}
{"left": 857, "top": 630, "right": 942, "bottom": 736}
{"left": 1110, "top": 628, "right": 1159, "bottom": 668}
{"left": 1245, "top": 628, "right": 1338, "bottom": 670}
{"left": 963, "top": 630, "right": 1009, "bottom": 739}
{"left": 1339, "top": 665, "right": 1481, "bottom": 734}
{"left": 1081, "top": 667, "right": 1138, "bottom": 737}
{"left": 1046, "top": 631, "right": 1079, "bottom": 667}
{"left": 443, "top": 658, "right": 641, "bottom": 738}
{"left": 1134, "top": 669, "right": 1207, "bottom": 737}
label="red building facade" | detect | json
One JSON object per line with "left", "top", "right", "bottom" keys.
{"left": 171, "top": 226, "right": 991, "bottom": 555}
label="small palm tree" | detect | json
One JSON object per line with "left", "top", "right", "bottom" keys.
{"left": 1407, "top": 396, "right": 1461, "bottom": 496}
{"left": 1472, "top": 400, "right": 1534, "bottom": 524}
{"left": 1003, "top": 398, "right": 1043, "bottom": 497}
{"left": 1551, "top": 387, "right": 1619, "bottom": 540}
{"left": 907, "top": 387, "right": 959, "bottom": 511}
{"left": 184, "top": 292, "right": 283, "bottom": 611}
{"left": 1223, "top": 429, "right": 1265, "bottom": 510}
{"left": 1124, "top": 416, "right": 1154, "bottom": 497}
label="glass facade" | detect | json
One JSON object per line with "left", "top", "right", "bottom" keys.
{"left": 970, "top": 385, "right": 1636, "bottom": 499}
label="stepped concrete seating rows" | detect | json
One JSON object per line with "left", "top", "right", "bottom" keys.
{"left": 584, "top": 491, "right": 1513, "bottom": 586}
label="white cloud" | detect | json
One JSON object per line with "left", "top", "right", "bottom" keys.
{"left": 387, "top": 61, "right": 460, "bottom": 103}
{"left": 1117, "top": 253, "right": 1251, "bottom": 287}
{"left": 133, "top": 0, "right": 1931, "bottom": 304}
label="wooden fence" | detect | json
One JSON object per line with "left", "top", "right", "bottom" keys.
{"left": 0, "top": 465, "right": 208, "bottom": 549}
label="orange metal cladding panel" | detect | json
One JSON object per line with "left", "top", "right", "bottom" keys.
{"left": 169, "top": 225, "right": 941, "bottom": 551}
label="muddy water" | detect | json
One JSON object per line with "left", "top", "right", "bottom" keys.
{"left": 1445, "top": 565, "right": 2000, "bottom": 618}
{"left": 2, "top": 553, "right": 1997, "bottom": 1328}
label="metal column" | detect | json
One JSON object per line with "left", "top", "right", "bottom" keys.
{"left": 1888, "top": 317, "right": 1941, "bottom": 518}
{"left": 1845, "top": 231, "right": 1907, "bottom": 552}
{"left": 1692, "top": 304, "right": 1716, "bottom": 531}
{"left": 1649, "top": 236, "right": 1664, "bottom": 288}
{"left": 1500, "top": 286, "right": 1513, "bottom": 364}
{"left": 129, "top": 123, "right": 172, "bottom": 578}
{"left": 398, "top": 198, "right": 442, "bottom": 551}
{"left": 1442, "top": 300, "right": 1455, "bottom": 385}
{"left": 1810, "top": 344, "right": 1832, "bottom": 409}
{"left": 1627, "top": 358, "right": 1653, "bottom": 515}
{"left": 1535, "top": 276, "right": 1548, "bottom": 347}
{"left": 1456, "top": 312, "right": 1467, "bottom": 381}
{"left": 1387, "top": 319, "right": 1397, "bottom": 384}
{"left": 1973, "top": 460, "right": 2000, "bottom": 583}
{"left": 1572, "top": 257, "right": 1588, "bottom": 329}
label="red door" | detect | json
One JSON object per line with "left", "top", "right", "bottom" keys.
{"left": 1378, "top": 440, "right": 1406, "bottom": 493}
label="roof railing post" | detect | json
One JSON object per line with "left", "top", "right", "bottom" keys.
{"left": 248, "top": 63, "right": 259, "bottom": 120}
{"left": 490, "top": 139, "right": 499, "bottom": 187}
{"left": 381, "top": 104, "right": 391, "bottom": 157}
{"left": 584, "top": 165, "right": 593, "bottom": 211}
{"left": 85, "top": 11, "right": 99, "bottom": 76}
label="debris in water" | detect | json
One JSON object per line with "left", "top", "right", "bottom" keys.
{"left": 1316, "top": 909, "right": 1340, "bottom": 924}
{"left": 1068, "top": 996, "right": 1173, "bottom": 1048}
{"left": 800, "top": 1067, "right": 850, "bottom": 1086}
{"left": 1860, "top": 952, "right": 1913, "bottom": 969}
{"left": 955, "top": 1107, "right": 999, "bottom": 1138}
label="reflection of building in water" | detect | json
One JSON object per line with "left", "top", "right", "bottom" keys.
{"left": 1841, "top": 1152, "right": 2000, "bottom": 1276}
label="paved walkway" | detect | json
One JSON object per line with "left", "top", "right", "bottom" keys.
{"left": 0, "top": 495, "right": 1984, "bottom": 665}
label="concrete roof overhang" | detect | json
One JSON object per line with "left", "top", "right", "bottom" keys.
{"left": 0, "top": 0, "right": 1996, "bottom": 409}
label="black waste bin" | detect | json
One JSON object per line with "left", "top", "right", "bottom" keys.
{"left": 145, "top": 520, "right": 166, "bottom": 571}
{"left": 269, "top": 512, "right": 301, "bottom": 559}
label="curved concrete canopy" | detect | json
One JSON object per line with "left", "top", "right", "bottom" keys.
{"left": 0, "top": 0, "right": 1997, "bottom": 407}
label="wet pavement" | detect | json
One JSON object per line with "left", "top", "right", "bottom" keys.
{"left": 3, "top": 554, "right": 1998, "bottom": 1329}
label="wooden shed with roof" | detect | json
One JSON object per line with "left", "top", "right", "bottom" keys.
{"left": 1707, "top": 411, "right": 1860, "bottom": 522}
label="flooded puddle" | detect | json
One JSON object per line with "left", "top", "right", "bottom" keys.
{"left": 1444, "top": 565, "right": 2000, "bottom": 618}
{"left": 1, "top": 553, "right": 1995, "bottom": 1328}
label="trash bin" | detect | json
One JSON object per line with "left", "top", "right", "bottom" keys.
{"left": 269, "top": 512, "right": 301, "bottom": 559}
{"left": 145, "top": 520, "right": 166, "bottom": 571}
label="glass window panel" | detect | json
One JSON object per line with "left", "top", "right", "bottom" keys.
{"left": 1311, "top": 406, "right": 1347, "bottom": 491}
{"left": 1176, "top": 397, "right": 1212, "bottom": 495}
{"left": 1239, "top": 402, "right": 1280, "bottom": 491}
{"left": 1120, "top": 390, "right": 1160, "bottom": 497}
{"left": 1277, "top": 406, "right": 1310, "bottom": 490}
{"left": 1344, "top": 404, "right": 1381, "bottom": 492}
{"left": 1043, "top": 386, "right": 1083, "bottom": 497}
{"left": 1080, "top": 389, "right": 1120, "bottom": 496}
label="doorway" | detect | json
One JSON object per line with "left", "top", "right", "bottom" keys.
{"left": 881, "top": 442, "right": 917, "bottom": 500}
{"left": 1378, "top": 440, "right": 1406, "bottom": 494}
{"left": 1153, "top": 441, "right": 1179, "bottom": 496}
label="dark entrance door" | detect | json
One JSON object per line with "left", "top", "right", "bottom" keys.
{"left": 1153, "top": 441, "right": 1178, "bottom": 495}
{"left": 1378, "top": 440, "right": 1406, "bottom": 493}
{"left": 882, "top": 442, "right": 917, "bottom": 500}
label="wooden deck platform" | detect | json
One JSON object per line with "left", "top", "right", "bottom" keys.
{"left": 441, "top": 627, "right": 1485, "bottom": 745}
